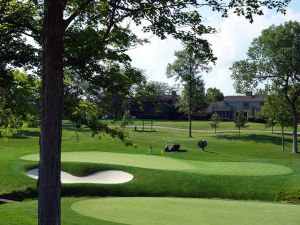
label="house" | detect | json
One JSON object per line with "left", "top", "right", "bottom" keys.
{"left": 207, "top": 92, "right": 264, "bottom": 120}
{"left": 130, "top": 91, "right": 183, "bottom": 119}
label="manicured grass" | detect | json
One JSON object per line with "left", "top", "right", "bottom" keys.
{"left": 1, "top": 197, "right": 299, "bottom": 225}
{"left": 72, "top": 197, "right": 300, "bottom": 225}
{"left": 106, "top": 119, "right": 298, "bottom": 132}
{"left": 0, "top": 198, "right": 119, "bottom": 225}
{"left": 0, "top": 123, "right": 300, "bottom": 202}
{"left": 22, "top": 151, "right": 293, "bottom": 176}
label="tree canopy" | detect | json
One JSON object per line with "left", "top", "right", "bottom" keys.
{"left": 231, "top": 21, "right": 300, "bottom": 153}
{"left": 206, "top": 87, "right": 224, "bottom": 102}
{"left": 167, "top": 45, "right": 209, "bottom": 137}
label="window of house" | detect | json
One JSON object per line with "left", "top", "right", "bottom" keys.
{"left": 243, "top": 102, "right": 249, "bottom": 109}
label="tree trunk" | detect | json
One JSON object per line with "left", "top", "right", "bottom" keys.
{"left": 291, "top": 106, "right": 299, "bottom": 154}
{"left": 188, "top": 113, "right": 192, "bottom": 138}
{"left": 188, "top": 79, "right": 192, "bottom": 138}
{"left": 39, "top": 1, "right": 64, "bottom": 225}
{"left": 281, "top": 125, "right": 285, "bottom": 151}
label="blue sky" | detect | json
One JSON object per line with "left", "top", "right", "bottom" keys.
{"left": 127, "top": 0, "right": 300, "bottom": 96}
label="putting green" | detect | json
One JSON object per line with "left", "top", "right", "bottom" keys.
{"left": 21, "top": 151, "right": 293, "bottom": 176}
{"left": 71, "top": 197, "right": 300, "bottom": 225}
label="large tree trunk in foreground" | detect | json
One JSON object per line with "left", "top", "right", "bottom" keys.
{"left": 39, "top": 0, "right": 64, "bottom": 224}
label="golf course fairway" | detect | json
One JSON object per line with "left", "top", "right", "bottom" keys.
{"left": 71, "top": 197, "right": 300, "bottom": 225}
{"left": 21, "top": 151, "right": 293, "bottom": 176}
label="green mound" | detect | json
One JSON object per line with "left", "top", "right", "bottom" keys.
{"left": 72, "top": 197, "right": 300, "bottom": 225}
{"left": 21, "top": 151, "right": 293, "bottom": 176}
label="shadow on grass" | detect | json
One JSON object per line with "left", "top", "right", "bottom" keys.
{"left": 11, "top": 130, "right": 40, "bottom": 139}
{"left": 204, "top": 150, "right": 220, "bottom": 154}
{"left": 133, "top": 129, "right": 156, "bottom": 133}
{"left": 215, "top": 133, "right": 292, "bottom": 145}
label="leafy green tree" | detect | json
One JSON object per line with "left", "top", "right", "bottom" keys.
{"left": 234, "top": 111, "right": 248, "bottom": 135}
{"left": 206, "top": 87, "right": 224, "bottom": 102}
{"left": 231, "top": 21, "right": 300, "bottom": 154}
{"left": 133, "top": 81, "right": 175, "bottom": 118}
{"left": 210, "top": 113, "right": 220, "bottom": 134}
{"left": 1, "top": 0, "right": 291, "bottom": 224}
{"left": 167, "top": 46, "right": 209, "bottom": 137}
{"left": 0, "top": 70, "right": 39, "bottom": 139}
{"left": 261, "top": 86, "right": 292, "bottom": 151}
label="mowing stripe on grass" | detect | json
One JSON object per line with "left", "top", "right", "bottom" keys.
{"left": 71, "top": 197, "right": 300, "bottom": 225}
{"left": 21, "top": 151, "right": 293, "bottom": 176}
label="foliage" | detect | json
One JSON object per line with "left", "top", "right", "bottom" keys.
{"left": 167, "top": 45, "right": 209, "bottom": 137}
{"left": 210, "top": 113, "right": 220, "bottom": 134}
{"left": 176, "top": 78, "right": 206, "bottom": 116}
{"left": 261, "top": 86, "right": 292, "bottom": 129}
{"left": 230, "top": 21, "right": 300, "bottom": 153}
{"left": 206, "top": 87, "right": 224, "bottom": 102}
{"left": 234, "top": 112, "right": 248, "bottom": 135}
{"left": 120, "top": 110, "right": 131, "bottom": 130}
{"left": 131, "top": 81, "right": 177, "bottom": 118}
{"left": 0, "top": 70, "right": 39, "bottom": 138}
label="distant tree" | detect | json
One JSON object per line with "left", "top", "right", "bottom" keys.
{"left": 167, "top": 46, "right": 210, "bottom": 138}
{"left": 133, "top": 81, "right": 175, "bottom": 118}
{"left": 234, "top": 112, "right": 248, "bottom": 135}
{"left": 231, "top": 21, "right": 300, "bottom": 154}
{"left": 261, "top": 86, "right": 292, "bottom": 151}
{"left": 210, "top": 113, "right": 220, "bottom": 134}
{"left": 206, "top": 87, "right": 224, "bottom": 102}
{"left": 120, "top": 110, "right": 131, "bottom": 131}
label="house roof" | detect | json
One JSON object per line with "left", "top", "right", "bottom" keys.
{"left": 224, "top": 95, "right": 264, "bottom": 102}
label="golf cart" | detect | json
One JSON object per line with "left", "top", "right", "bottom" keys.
{"left": 164, "top": 140, "right": 181, "bottom": 152}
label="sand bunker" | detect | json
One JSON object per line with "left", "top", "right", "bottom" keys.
{"left": 26, "top": 168, "right": 133, "bottom": 184}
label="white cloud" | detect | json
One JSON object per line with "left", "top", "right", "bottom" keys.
{"left": 127, "top": 6, "right": 300, "bottom": 96}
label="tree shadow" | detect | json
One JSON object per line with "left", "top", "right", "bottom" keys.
{"left": 11, "top": 130, "right": 40, "bottom": 139}
{"left": 133, "top": 130, "right": 157, "bottom": 133}
{"left": 215, "top": 133, "right": 292, "bottom": 145}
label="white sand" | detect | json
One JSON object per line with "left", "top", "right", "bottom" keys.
{"left": 26, "top": 168, "right": 133, "bottom": 184}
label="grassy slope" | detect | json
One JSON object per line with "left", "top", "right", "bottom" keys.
{"left": 0, "top": 198, "right": 121, "bottom": 225}
{"left": 22, "top": 151, "right": 293, "bottom": 176}
{"left": 1, "top": 197, "right": 299, "bottom": 225}
{"left": 0, "top": 125, "right": 299, "bottom": 202}
{"left": 72, "top": 197, "right": 300, "bottom": 225}
{"left": 0, "top": 122, "right": 300, "bottom": 224}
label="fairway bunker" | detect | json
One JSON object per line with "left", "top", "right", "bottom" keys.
{"left": 71, "top": 197, "right": 300, "bottom": 225}
{"left": 26, "top": 168, "right": 133, "bottom": 184}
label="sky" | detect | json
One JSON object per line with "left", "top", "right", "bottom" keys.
{"left": 127, "top": 0, "right": 300, "bottom": 96}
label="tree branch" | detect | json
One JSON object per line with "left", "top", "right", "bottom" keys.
{"left": 101, "top": 0, "right": 120, "bottom": 44}
{"left": 63, "top": 0, "right": 94, "bottom": 31}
